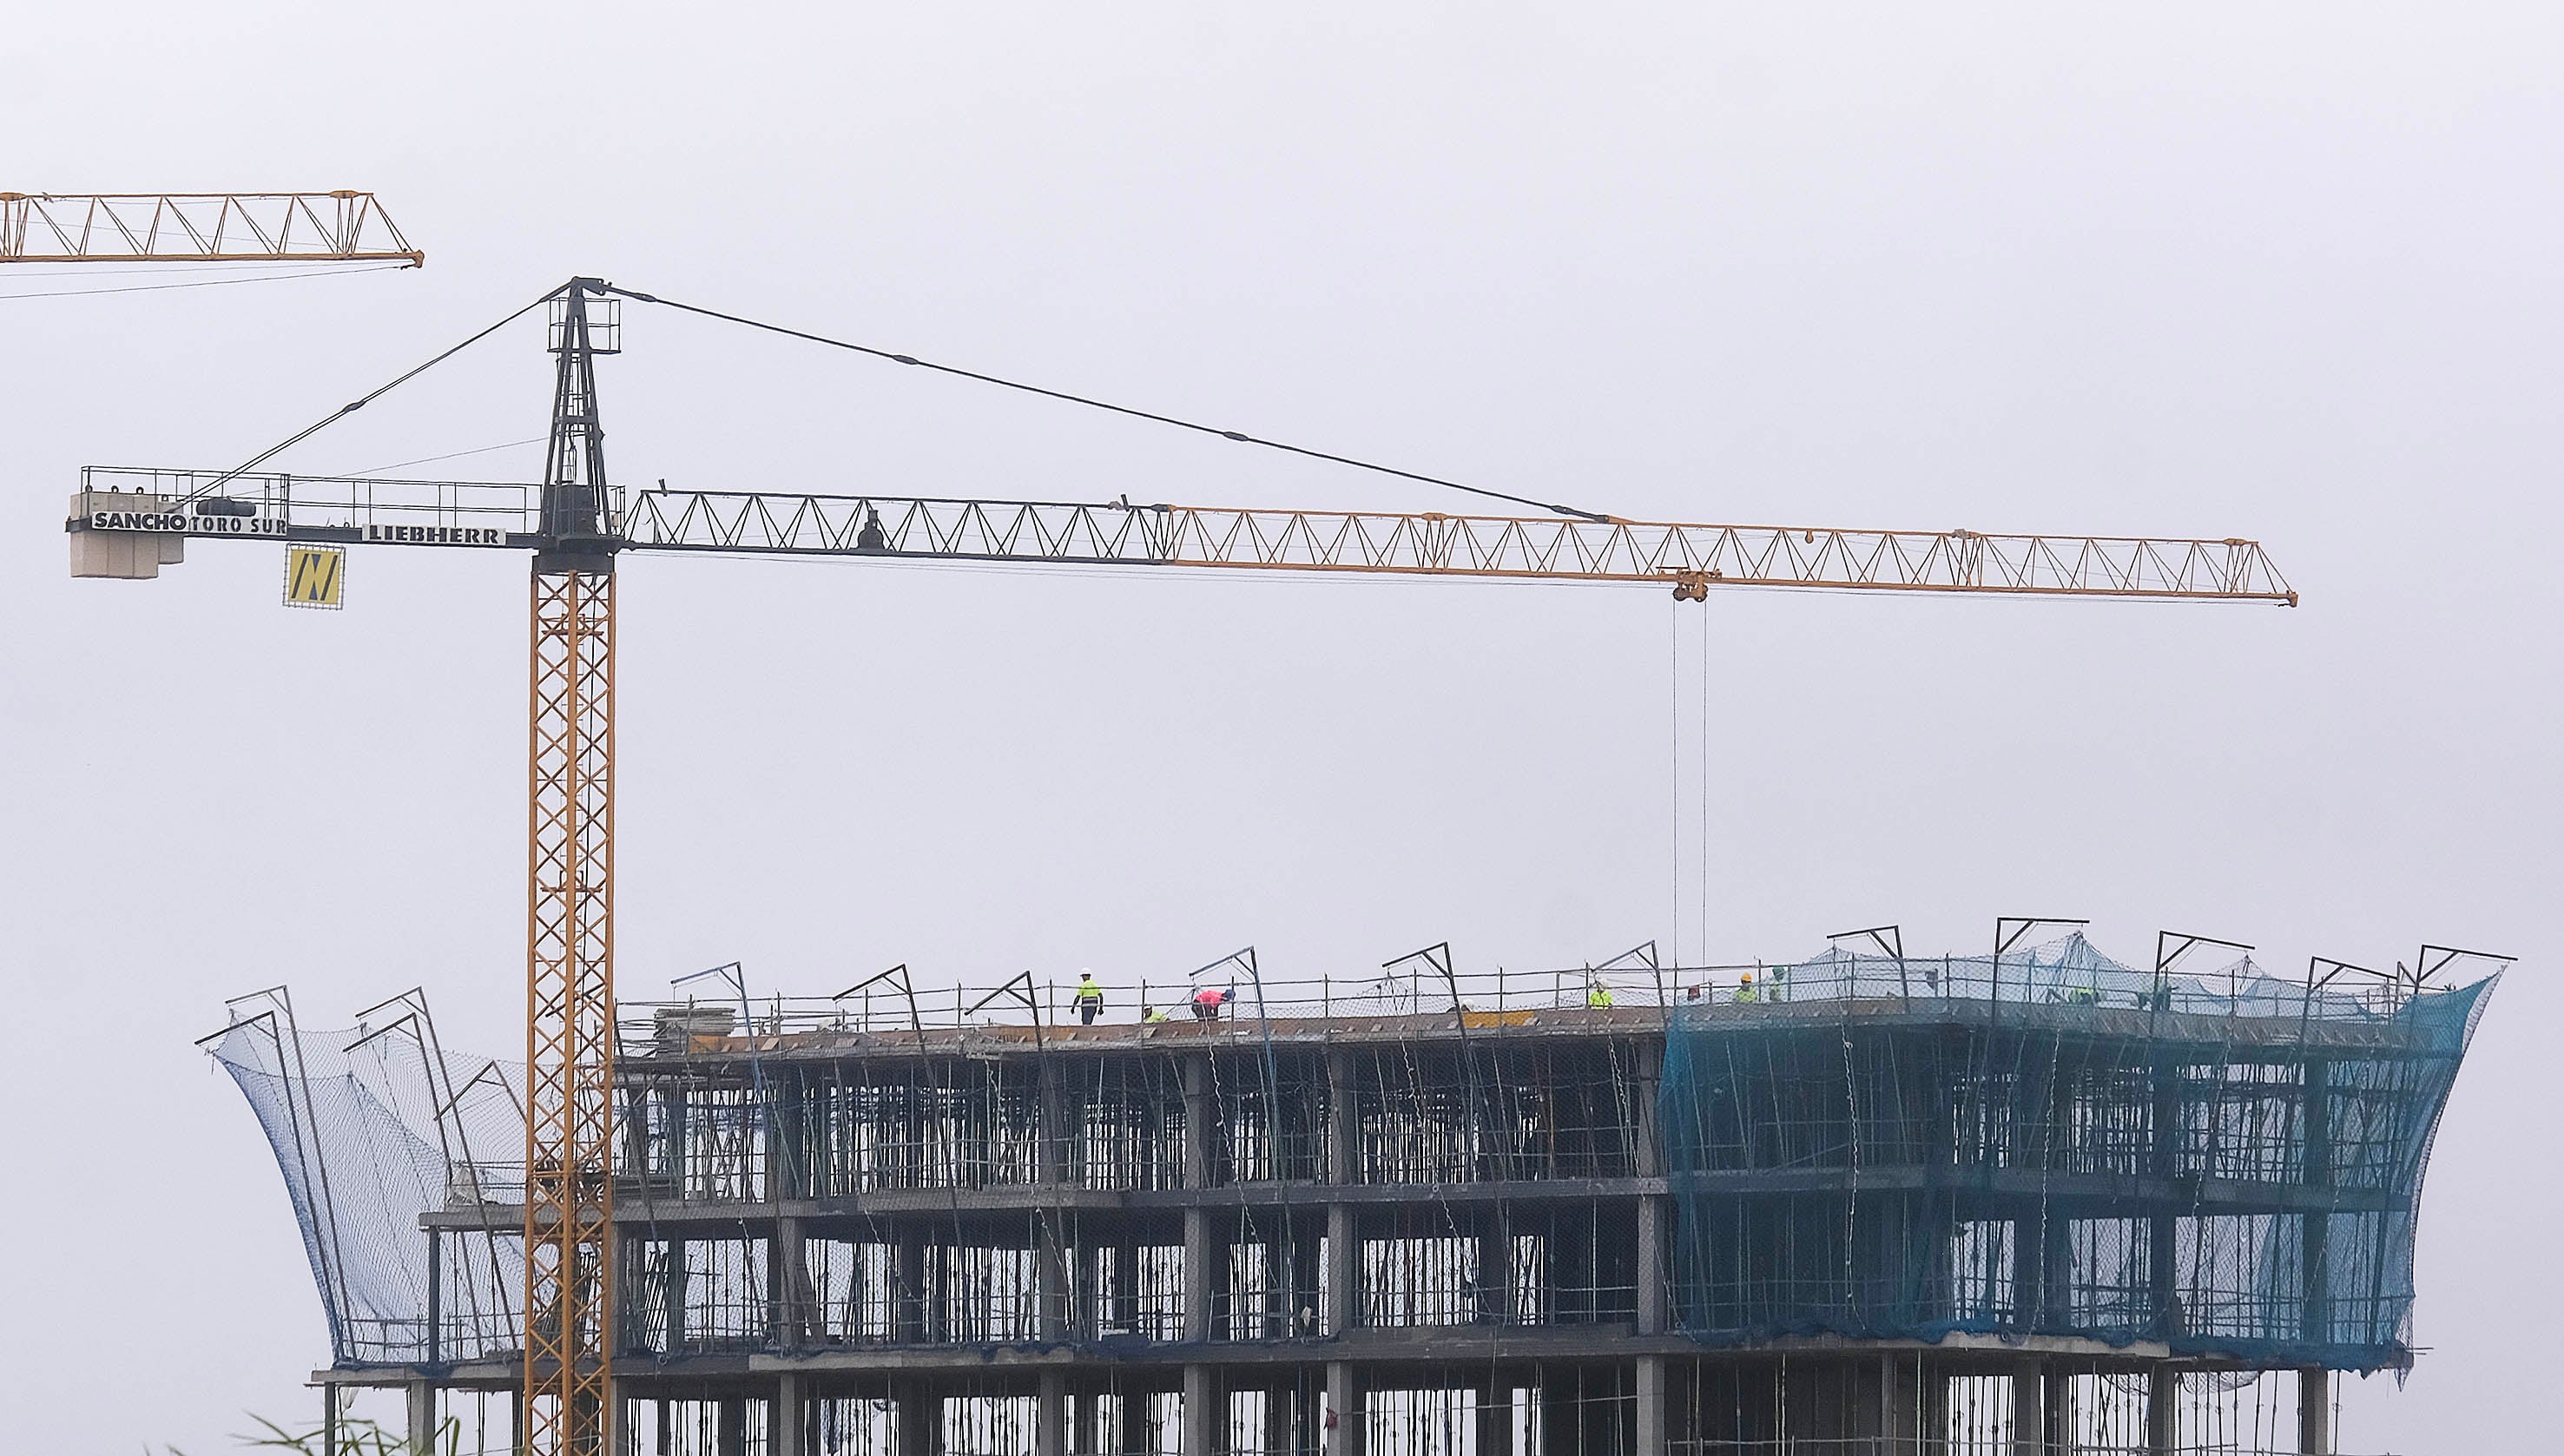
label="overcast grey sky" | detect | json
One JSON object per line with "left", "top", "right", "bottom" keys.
{"left": 3, "top": 3, "right": 2557, "bottom": 1450}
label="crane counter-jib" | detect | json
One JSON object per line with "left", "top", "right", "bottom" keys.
{"left": 64, "top": 469, "right": 2297, "bottom": 602}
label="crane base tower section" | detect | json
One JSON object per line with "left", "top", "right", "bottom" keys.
{"left": 208, "top": 935, "right": 2492, "bottom": 1456}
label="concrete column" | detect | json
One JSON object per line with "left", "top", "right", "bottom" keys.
{"left": 2010, "top": 1209, "right": 2044, "bottom": 1333}
{"left": 1325, "top": 1051, "right": 1360, "bottom": 1186}
{"left": 1263, "top": 1380, "right": 1294, "bottom": 1456}
{"left": 2303, "top": 1059, "right": 2334, "bottom": 1351}
{"left": 1185, "top": 1056, "right": 1218, "bottom": 1190}
{"left": 1325, "top": 1363, "right": 1361, "bottom": 1456}
{"left": 1183, "top": 1364, "right": 1221, "bottom": 1456}
{"left": 320, "top": 1385, "right": 339, "bottom": 1456}
{"left": 1268, "top": 1228, "right": 1296, "bottom": 1340}
{"left": 403, "top": 1380, "right": 434, "bottom": 1456}
{"left": 2149, "top": 1059, "right": 2181, "bottom": 1340}
{"left": 425, "top": 1229, "right": 443, "bottom": 1366}
{"left": 1042, "top": 1058, "right": 1075, "bottom": 1187}
{"left": 895, "top": 1235, "right": 927, "bottom": 1342}
{"left": 1882, "top": 1353, "right": 1921, "bottom": 1455}
{"left": 2043, "top": 1367, "right": 2071, "bottom": 1455}
{"left": 1186, "top": 1207, "right": 1219, "bottom": 1341}
{"left": 774, "top": 1215, "right": 809, "bottom": 1347}
{"left": 1040, "top": 1212, "right": 1072, "bottom": 1340}
{"left": 1111, "top": 1242, "right": 1140, "bottom": 1336}
{"left": 2145, "top": 1368, "right": 2178, "bottom": 1456}
{"left": 1075, "top": 1389, "right": 1100, "bottom": 1456}
{"left": 2007, "top": 1360, "right": 2045, "bottom": 1456}
{"left": 1323, "top": 1204, "right": 1357, "bottom": 1334}
{"left": 1474, "top": 1380, "right": 1513, "bottom": 1456}
{"left": 1634, "top": 1356, "right": 1666, "bottom": 1456}
{"left": 2042, "top": 1219, "right": 2073, "bottom": 1332}
{"left": 1038, "top": 1368, "right": 1069, "bottom": 1456}
{"left": 776, "top": 1371, "right": 806, "bottom": 1456}
{"left": 1291, "top": 1229, "right": 1323, "bottom": 1339}
{"left": 1475, "top": 1219, "right": 1513, "bottom": 1327}
{"left": 663, "top": 1236, "right": 690, "bottom": 1352}
{"left": 1631, "top": 1039, "right": 1662, "bottom": 1177}
{"left": 896, "top": 1381, "right": 939, "bottom": 1456}
{"left": 2297, "top": 1368, "right": 2330, "bottom": 1456}
{"left": 1080, "top": 1241, "right": 1104, "bottom": 1342}
{"left": 1636, "top": 1194, "right": 1668, "bottom": 1334}
{"left": 1322, "top": 1050, "right": 1361, "bottom": 1339}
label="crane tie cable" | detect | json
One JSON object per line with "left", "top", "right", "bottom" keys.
{"left": 192, "top": 282, "right": 569, "bottom": 498}
{"left": 601, "top": 283, "right": 1613, "bottom": 524}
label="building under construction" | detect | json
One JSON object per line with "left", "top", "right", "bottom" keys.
{"left": 208, "top": 933, "right": 2497, "bottom": 1456}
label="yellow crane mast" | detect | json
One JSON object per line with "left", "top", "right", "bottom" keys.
{"left": 62, "top": 275, "right": 2293, "bottom": 1455}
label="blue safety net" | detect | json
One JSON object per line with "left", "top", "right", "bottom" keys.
{"left": 1657, "top": 936, "right": 2494, "bottom": 1372}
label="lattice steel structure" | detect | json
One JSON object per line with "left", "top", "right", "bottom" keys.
{"left": 211, "top": 935, "right": 2498, "bottom": 1456}
{"left": 524, "top": 569, "right": 618, "bottom": 1454}
{"left": 521, "top": 281, "right": 625, "bottom": 1456}
{"left": 0, "top": 191, "right": 421, "bottom": 264}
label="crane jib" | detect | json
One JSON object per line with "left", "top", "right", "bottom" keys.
{"left": 63, "top": 472, "right": 2297, "bottom": 603}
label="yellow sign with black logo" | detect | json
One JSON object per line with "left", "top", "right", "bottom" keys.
{"left": 284, "top": 544, "right": 346, "bottom": 609}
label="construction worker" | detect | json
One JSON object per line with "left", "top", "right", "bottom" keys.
{"left": 1142, "top": 1002, "right": 1171, "bottom": 1024}
{"left": 1191, "top": 985, "right": 1229, "bottom": 1021}
{"left": 1074, "top": 969, "right": 1105, "bottom": 1024}
{"left": 1586, "top": 977, "right": 1615, "bottom": 1009}
{"left": 1734, "top": 971, "right": 1760, "bottom": 1004}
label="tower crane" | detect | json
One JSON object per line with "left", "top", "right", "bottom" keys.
{"left": 63, "top": 275, "right": 2295, "bottom": 1455}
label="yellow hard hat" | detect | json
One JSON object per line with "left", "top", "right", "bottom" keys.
{"left": 1741, "top": 972, "right": 1755, "bottom": 982}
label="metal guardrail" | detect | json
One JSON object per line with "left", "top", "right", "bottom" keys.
{"left": 617, "top": 951, "right": 2426, "bottom": 1052}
